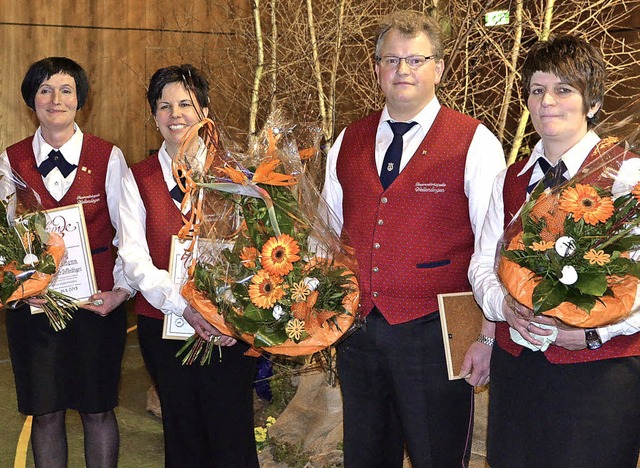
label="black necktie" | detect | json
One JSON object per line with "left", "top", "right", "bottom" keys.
{"left": 527, "top": 158, "right": 568, "bottom": 193}
{"left": 37, "top": 149, "right": 77, "bottom": 178}
{"left": 380, "top": 121, "right": 417, "bottom": 190}
{"left": 170, "top": 177, "right": 186, "bottom": 203}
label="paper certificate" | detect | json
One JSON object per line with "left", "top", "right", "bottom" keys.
{"left": 47, "top": 204, "right": 98, "bottom": 299}
{"left": 163, "top": 235, "right": 196, "bottom": 340}
{"left": 32, "top": 204, "right": 98, "bottom": 314}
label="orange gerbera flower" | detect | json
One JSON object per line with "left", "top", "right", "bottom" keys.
{"left": 531, "top": 240, "right": 555, "bottom": 252}
{"left": 584, "top": 249, "right": 611, "bottom": 266}
{"left": 559, "top": 184, "right": 614, "bottom": 225}
{"left": 239, "top": 247, "right": 259, "bottom": 268}
{"left": 261, "top": 234, "right": 301, "bottom": 276}
{"left": 632, "top": 182, "right": 640, "bottom": 203}
{"left": 248, "top": 270, "right": 285, "bottom": 309}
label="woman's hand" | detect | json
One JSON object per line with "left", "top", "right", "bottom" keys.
{"left": 502, "top": 295, "right": 553, "bottom": 347}
{"left": 83, "top": 289, "right": 129, "bottom": 317}
{"left": 552, "top": 321, "right": 587, "bottom": 350}
{"left": 182, "top": 306, "right": 237, "bottom": 346}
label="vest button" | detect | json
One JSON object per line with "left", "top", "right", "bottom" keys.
{"left": 372, "top": 292, "right": 379, "bottom": 298}
{"left": 381, "top": 197, "right": 388, "bottom": 203}
{"left": 372, "top": 266, "right": 379, "bottom": 272}
{"left": 377, "top": 219, "right": 384, "bottom": 225}
{"left": 373, "top": 243, "right": 380, "bottom": 249}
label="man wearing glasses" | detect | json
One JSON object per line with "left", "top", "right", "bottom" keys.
{"left": 322, "top": 10, "right": 505, "bottom": 467}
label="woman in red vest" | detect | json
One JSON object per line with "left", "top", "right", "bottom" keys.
{"left": 118, "top": 64, "right": 259, "bottom": 467}
{"left": 2, "top": 57, "right": 133, "bottom": 467}
{"left": 469, "top": 36, "right": 640, "bottom": 467}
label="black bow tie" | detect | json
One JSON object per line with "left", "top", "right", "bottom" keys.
{"left": 170, "top": 176, "right": 186, "bottom": 203}
{"left": 37, "top": 149, "right": 77, "bottom": 178}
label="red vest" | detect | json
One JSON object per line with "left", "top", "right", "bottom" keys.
{"left": 337, "top": 107, "right": 479, "bottom": 324}
{"left": 498, "top": 145, "right": 640, "bottom": 363}
{"left": 6, "top": 135, "right": 116, "bottom": 292}
{"left": 130, "top": 153, "right": 185, "bottom": 320}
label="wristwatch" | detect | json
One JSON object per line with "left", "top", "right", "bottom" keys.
{"left": 585, "top": 329, "right": 602, "bottom": 350}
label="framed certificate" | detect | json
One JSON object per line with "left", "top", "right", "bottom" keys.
{"left": 163, "top": 235, "right": 196, "bottom": 340}
{"left": 438, "top": 292, "right": 484, "bottom": 380}
{"left": 32, "top": 204, "right": 97, "bottom": 314}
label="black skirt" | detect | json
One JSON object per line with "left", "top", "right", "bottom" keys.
{"left": 6, "top": 303, "right": 127, "bottom": 415}
{"left": 487, "top": 344, "right": 640, "bottom": 468}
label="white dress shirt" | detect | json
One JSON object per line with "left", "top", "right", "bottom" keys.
{"left": 322, "top": 98, "right": 507, "bottom": 253}
{"left": 118, "top": 141, "right": 202, "bottom": 317}
{"left": 0, "top": 125, "right": 133, "bottom": 295}
{"left": 469, "top": 130, "right": 640, "bottom": 343}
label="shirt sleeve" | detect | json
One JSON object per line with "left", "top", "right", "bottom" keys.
{"left": 105, "top": 146, "right": 135, "bottom": 296}
{"left": 118, "top": 168, "right": 188, "bottom": 316}
{"left": 468, "top": 169, "right": 509, "bottom": 322}
{"left": 464, "top": 124, "right": 507, "bottom": 250}
{"left": 320, "top": 129, "right": 346, "bottom": 236}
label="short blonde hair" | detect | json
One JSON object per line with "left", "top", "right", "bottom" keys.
{"left": 375, "top": 11, "right": 443, "bottom": 59}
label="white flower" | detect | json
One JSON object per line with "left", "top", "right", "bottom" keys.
{"left": 272, "top": 304, "right": 285, "bottom": 320}
{"left": 559, "top": 265, "right": 578, "bottom": 285}
{"left": 303, "top": 277, "right": 320, "bottom": 291}
{"left": 23, "top": 253, "right": 39, "bottom": 265}
{"left": 555, "top": 236, "right": 576, "bottom": 257}
{"left": 0, "top": 255, "right": 5, "bottom": 265}
{"left": 220, "top": 288, "right": 236, "bottom": 304}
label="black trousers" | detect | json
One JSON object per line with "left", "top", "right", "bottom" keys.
{"left": 488, "top": 344, "right": 640, "bottom": 468}
{"left": 337, "top": 309, "right": 473, "bottom": 468}
{"left": 137, "top": 315, "right": 259, "bottom": 468}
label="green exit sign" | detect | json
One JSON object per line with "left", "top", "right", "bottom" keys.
{"left": 485, "top": 10, "right": 510, "bottom": 26}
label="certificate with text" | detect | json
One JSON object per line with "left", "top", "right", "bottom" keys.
{"left": 163, "top": 235, "right": 196, "bottom": 340}
{"left": 32, "top": 204, "right": 97, "bottom": 314}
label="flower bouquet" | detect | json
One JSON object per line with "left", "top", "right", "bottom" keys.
{"left": 175, "top": 111, "right": 359, "bottom": 361}
{"left": 0, "top": 172, "right": 76, "bottom": 330}
{"left": 497, "top": 137, "right": 640, "bottom": 328}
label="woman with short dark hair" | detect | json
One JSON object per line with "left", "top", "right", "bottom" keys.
{"left": 118, "top": 64, "right": 259, "bottom": 467}
{"left": 469, "top": 35, "right": 640, "bottom": 467}
{"left": 2, "top": 56, "right": 132, "bottom": 468}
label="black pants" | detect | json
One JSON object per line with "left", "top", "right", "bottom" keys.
{"left": 137, "top": 315, "right": 259, "bottom": 468}
{"left": 488, "top": 344, "right": 640, "bottom": 468}
{"left": 337, "top": 309, "right": 473, "bottom": 468}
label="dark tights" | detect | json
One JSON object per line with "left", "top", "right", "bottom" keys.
{"left": 31, "top": 410, "right": 119, "bottom": 468}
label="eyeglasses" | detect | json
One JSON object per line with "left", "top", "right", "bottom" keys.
{"left": 376, "top": 55, "right": 437, "bottom": 69}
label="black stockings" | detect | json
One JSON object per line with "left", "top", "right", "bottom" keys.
{"left": 31, "top": 410, "right": 119, "bottom": 468}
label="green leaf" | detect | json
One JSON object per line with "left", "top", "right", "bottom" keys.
{"left": 254, "top": 327, "right": 289, "bottom": 347}
{"left": 565, "top": 289, "right": 596, "bottom": 314}
{"left": 573, "top": 272, "right": 608, "bottom": 296}
{"left": 532, "top": 278, "right": 566, "bottom": 314}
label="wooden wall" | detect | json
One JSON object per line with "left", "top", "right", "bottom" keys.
{"left": 0, "top": 0, "right": 250, "bottom": 165}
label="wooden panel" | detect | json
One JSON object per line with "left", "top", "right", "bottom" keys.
{"left": 0, "top": 0, "right": 250, "bottom": 165}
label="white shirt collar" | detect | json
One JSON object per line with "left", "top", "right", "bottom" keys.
{"left": 517, "top": 130, "right": 601, "bottom": 177}
{"left": 379, "top": 97, "right": 441, "bottom": 132}
{"left": 34, "top": 124, "right": 83, "bottom": 165}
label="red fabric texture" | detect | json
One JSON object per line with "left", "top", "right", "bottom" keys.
{"left": 337, "top": 107, "right": 479, "bottom": 324}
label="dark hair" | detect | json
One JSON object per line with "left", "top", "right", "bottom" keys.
{"left": 522, "top": 35, "right": 606, "bottom": 125}
{"left": 21, "top": 57, "right": 89, "bottom": 111}
{"left": 375, "top": 10, "right": 443, "bottom": 60}
{"left": 147, "top": 64, "right": 210, "bottom": 115}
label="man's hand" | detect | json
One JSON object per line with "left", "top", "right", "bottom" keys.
{"left": 460, "top": 340, "right": 491, "bottom": 387}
